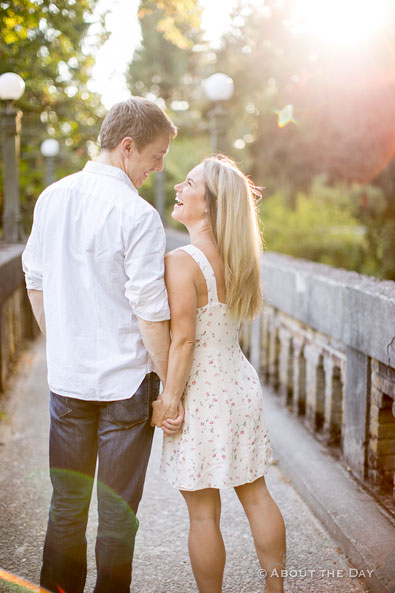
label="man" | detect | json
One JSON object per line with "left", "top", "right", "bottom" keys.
{"left": 22, "top": 97, "right": 181, "bottom": 593}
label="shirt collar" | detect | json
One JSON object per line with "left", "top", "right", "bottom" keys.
{"left": 83, "top": 161, "right": 137, "bottom": 192}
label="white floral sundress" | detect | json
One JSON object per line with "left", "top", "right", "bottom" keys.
{"left": 160, "top": 244, "right": 274, "bottom": 491}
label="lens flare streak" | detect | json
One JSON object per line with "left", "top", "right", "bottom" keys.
{"left": 0, "top": 567, "right": 50, "bottom": 592}
{"left": 274, "top": 104, "right": 298, "bottom": 128}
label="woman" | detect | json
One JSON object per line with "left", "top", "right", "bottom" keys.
{"left": 152, "top": 155, "right": 286, "bottom": 593}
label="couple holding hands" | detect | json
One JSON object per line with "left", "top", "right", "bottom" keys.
{"left": 23, "top": 97, "right": 286, "bottom": 593}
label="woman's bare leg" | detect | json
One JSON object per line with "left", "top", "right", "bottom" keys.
{"left": 181, "top": 488, "right": 225, "bottom": 593}
{"left": 235, "top": 476, "right": 286, "bottom": 593}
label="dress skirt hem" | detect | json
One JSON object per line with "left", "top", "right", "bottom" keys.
{"left": 160, "top": 459, "right": 274, "bottom": 491}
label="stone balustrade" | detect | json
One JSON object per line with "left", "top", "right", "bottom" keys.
{"left": 0, "top": 244, "right": 38, "bottom": 393}
{"left": 2, "top": 231, "right": 395, "bottom": 506}
{"left": 241, "top": 252, "right": 395, "bottom": 503}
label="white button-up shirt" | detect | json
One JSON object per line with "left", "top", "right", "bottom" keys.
{"left": 22, "top": 161, "right": 170, "bottom": 401}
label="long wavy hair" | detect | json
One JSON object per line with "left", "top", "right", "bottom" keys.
{"left": 202, "top": 155, "right": 263, "bottom": 321}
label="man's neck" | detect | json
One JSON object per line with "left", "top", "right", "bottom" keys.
{"left": 96, "top": 150, "right": 120, "bottom": 168}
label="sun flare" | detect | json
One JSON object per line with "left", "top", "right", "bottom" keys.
{"left": 291, "top": 0, "right": 392, "bottom": 47}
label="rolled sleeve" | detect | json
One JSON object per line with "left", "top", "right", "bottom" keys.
{"left": 123, "top": 208, "right": 170, "bottom": 322}
{"left": 22, "top": 198, "right": 43, "bottom": 290}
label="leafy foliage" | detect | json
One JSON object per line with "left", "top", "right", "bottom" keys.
{"left": 127, "top": 0, "right": 212, "bottom": 215}
{"left": 261, "top": 177, "right": 395, "bottom": 279}
{"left": 209, "top": 0, "right": 395, "bottom": 279}
{"left": 214, "top": 0, "right": 395, "bottom": 190}
{"left": 128, "top": 0, "right": 208, "bottom": 103}
{"left": 0, "top": 0, "right": 108, "bottom": 233}
{"left": 137, "top": 0, "right": 202, "bottom": 49}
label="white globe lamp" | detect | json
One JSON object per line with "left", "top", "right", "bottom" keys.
{"left": 41, "top": 139, "right": 60, "bottom": 185}
{"left": 202, "top": 73, "right": 234, "bottom": 154}
{"left": 202, "top": 73, "right": 234, "bottom": 102}
{"left": 0, "top": 73, "right": 25, "bottom": 101}
{"left": 41, "top": 139, "right": 60, "bottom": 157}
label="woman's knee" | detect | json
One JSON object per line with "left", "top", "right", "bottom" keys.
{"left": 181, "top": 489, "right": 221, "bottom": 523}
{"left": 235, "top": 476, "right": 271, "bottom": 508}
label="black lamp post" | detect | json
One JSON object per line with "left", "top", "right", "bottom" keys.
{"left": 202, "top": 73, "right": 234, "bottom": 154}
{"left": 0, "top": 72, "right": 25, "bottom": 243}
{"left": 41, "top": 138, "right": 60, "bottom": 186}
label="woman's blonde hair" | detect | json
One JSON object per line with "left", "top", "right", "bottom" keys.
{"left": 203, "top": 155, "right": 263, "bottom": 321}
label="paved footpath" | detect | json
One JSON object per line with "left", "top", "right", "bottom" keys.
{"left": 0, "top": 338, "right": 368, "bottom": 593}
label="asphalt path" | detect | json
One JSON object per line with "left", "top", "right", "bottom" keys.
{"left": 0, "top": 337, "right": 368, "bottom": 593}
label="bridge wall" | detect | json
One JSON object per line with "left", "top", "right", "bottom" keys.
{"left": 0, "top": 245, "right": 38, "bottom": 393}
{"left": 241, "top": 252, "right": 395, "bottom": 502}
{"left": 2, "top": 235, "right": 395, "bottom": 502}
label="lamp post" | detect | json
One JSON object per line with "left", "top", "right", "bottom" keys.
{"left": 155, "top": 170, "right": 165, "bottom": 222}
{"left": 202, "top": 73, "right": 234, "bottom": 154}
{"left": 41, "top": 138, "right": 60, "bottom": 186}
{"left": 0, "top": 73, "right": 25, "bottom": 243}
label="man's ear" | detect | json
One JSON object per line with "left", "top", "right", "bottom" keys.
{"left": 120, "top": 136, "right": 135, "bottom": 156}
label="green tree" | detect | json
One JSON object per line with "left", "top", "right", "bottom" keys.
{"left": 261, "top": 177, "right": 395, "bottom": 280}
{"left": 215, "top": 0, "right": 395, "bottom": 190}
{"left": 127, "top": 0, "right": 212, "bottom": 217}
{"left": 137, "top": 0, "right": 201, "bottom": 50}
{"left": 0, "top": 0, "right": 108, "bottom": 233}
{"left": 212, "top": 0, "right": 395, "bottom": 278}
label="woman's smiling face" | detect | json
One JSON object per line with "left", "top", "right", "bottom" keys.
{"left": 172, "top": 164, "right": 207, "bottom": 225}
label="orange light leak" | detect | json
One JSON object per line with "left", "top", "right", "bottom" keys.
{"left": 0, "top": 567, "right": 51, "bottom": 592}
{"left": 279, "top": 0, "right": 395, "bottom": 182}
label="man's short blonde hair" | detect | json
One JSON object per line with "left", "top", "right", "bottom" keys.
{"left": 99, "top": 97, "right": 177, "bottom": 151}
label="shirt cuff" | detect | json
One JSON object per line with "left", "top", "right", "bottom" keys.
{"left": 25, "top": 275, "right": 43, "bottom": 290}
{"left": 133, "top": 305, "right": 170, "bottom": 322}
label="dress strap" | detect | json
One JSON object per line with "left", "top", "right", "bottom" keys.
{"left": 178, "top": 245, "right": 219, "bottom": 305}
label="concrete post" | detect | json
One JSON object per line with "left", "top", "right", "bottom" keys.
{"left": 249, "top": 315, "right": 261, "bottom": 372}
{"left": 279, "top": 327, "right": 292, "bottom": 405}
{"left": 292, "top": 336, "right": 306, "bottom": 415}
{"left": 1, "top": 103, "right": 23, "bottom": 242}
{"left": 343, "top": 347, "right": 370, "bottom": 479}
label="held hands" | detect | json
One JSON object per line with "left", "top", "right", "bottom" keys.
{"left": 151, "top": 392, "right": 184, "bottom": 436}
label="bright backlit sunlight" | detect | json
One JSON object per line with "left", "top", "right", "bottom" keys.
{"left": 291, "top": 0, "right": 392, "bottom": 47}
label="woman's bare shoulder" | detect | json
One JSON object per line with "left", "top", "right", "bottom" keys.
{"left": 165, "top": 247, "right": 194, "bottom": 265}
{"left": 164, "top": 248, "right": 197, "bottom": 277}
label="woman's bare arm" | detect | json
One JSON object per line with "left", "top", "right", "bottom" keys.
{"left": 151, "top": 250, "right": 197, "bottom": 428}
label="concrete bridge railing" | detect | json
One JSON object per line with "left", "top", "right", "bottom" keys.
{"left": 1, "top": 236, "right": 395, "bottom": 505}
{"left": 0, "top": 244, "right": 38, "bottom": 393}
{"left": 240, "top": 252, "right": 395, "bottom": 503}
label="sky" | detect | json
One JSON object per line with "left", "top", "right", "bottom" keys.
{"left": 89, "top": 0, "right": 239, "bottom": 108}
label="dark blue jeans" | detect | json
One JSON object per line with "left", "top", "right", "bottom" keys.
{"left": 40, "top": 373, "right": 159, "bottom": 593}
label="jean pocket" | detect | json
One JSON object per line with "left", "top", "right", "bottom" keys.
{"left": 50, "top": 392, "right": 72, "bottom": 419}
{"left": 107, "top": 378, "right": 150, "bottom": 428}
{"left": 148, "top": 372, "right": 160, "bottom": 404}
